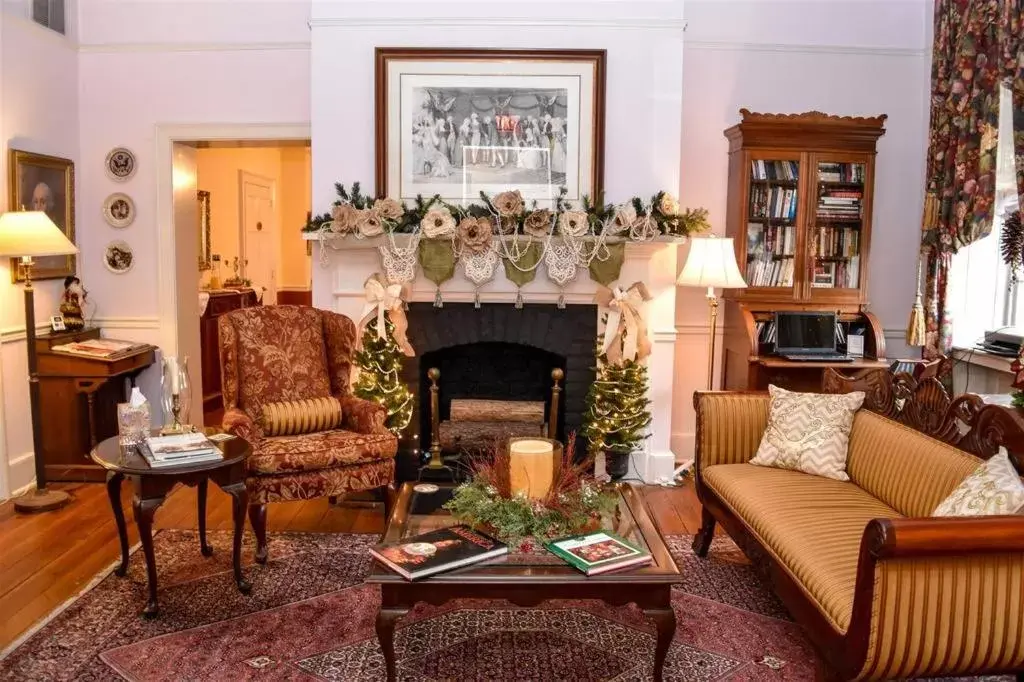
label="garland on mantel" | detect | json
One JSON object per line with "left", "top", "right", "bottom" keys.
{"left": 304, "top": 183, "right": 710, "bottom": 305}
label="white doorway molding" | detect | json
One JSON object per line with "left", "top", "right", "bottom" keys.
{"left": 154, "top": 123, "right": 310, "bottom": 359}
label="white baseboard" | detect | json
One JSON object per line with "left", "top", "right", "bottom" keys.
{"left": 594, "top": 448, "right": 676, "bottom": 484}
{"left": 8, "top": 451, "right": 36, "bottom": 495}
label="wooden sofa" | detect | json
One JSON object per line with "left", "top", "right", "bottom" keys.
{"left": 691, "top": 383, "right": 1024, "bottom": 681}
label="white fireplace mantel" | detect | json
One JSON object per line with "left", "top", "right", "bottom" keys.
{"left": 309, "top": 234, "right": 682, "bottom": 483}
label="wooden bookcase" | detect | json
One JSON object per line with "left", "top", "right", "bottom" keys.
{"left": 720, "top": 110, "right": 889, "bottom": 391}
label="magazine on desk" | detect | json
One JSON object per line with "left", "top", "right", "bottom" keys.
{"left": 370, "top": 525, "right": 508, "bottom": 580}
{"left": 50, "top": 338, "right": 145, "bottom": 358}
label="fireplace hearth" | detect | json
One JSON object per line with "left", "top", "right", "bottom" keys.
{"left": 398, "top": 303, "right": 596, "bottom": 472}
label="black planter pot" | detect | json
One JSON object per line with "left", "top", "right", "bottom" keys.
{"left": 604, "top": 450, "right": 630, "bottom": 480}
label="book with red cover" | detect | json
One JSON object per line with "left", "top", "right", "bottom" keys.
{"left": 370, "top": 525, "right": 508, "bottom": 580}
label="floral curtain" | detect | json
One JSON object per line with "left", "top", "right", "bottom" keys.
{"left": 920, "top": 0, "right": 1022, "bottom": 358}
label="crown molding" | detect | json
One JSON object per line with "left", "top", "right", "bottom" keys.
{"left": 308, "top": 17, "right": 687, "bottom": 30}
{"left": 685, "top": 39, "right": 926, "bottom": 58}
{"left": 78, "top": 41, "right": 310, "bottom": 54}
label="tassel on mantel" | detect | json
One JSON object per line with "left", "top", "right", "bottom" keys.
{"left": 906, "top": 251, "right": 926, "bottom": 347}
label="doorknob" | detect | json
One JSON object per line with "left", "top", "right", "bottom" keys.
{"left": 256, "top": 221, "right": 263, "bottom": 231}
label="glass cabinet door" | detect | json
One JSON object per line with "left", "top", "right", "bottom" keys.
{"left": 808, "top": 159, "right": 866, "bottom": 292}
{"left": 744, "top": 157, "right": 801, "bottom": 292}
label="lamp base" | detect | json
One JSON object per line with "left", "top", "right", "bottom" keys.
{"left": 14, "top": 487, "right": 71, "bottom": 514}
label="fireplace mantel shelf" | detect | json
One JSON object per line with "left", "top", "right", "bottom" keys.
{"left": 302, "top": 232, "right": 686, "bottom": 254}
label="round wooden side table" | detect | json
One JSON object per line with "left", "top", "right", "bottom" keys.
{"left": 90, "top": 433, "right": 252, "bottom": 617}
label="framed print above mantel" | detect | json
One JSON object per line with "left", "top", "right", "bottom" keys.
{"left": 375, "top": 48, "right": 606, "bottom": 207}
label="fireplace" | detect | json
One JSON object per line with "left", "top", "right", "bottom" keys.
{"left": 401, "top": 303, "right": 597, "bottom": 467}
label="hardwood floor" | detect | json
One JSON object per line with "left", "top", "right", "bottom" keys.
{"left": 0, "top": 480, "right": 704, "bottom": 652}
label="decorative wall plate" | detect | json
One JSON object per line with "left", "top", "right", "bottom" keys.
{"left": 102, "top": 192, "right": 135, "bottom": 228}
{"left": 105, "top": 147, "right": 136, "bottom": 181}
{"left": 104, "top": 240, "right": 134, "bottom": 273}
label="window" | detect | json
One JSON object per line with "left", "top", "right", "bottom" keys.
{"left": 949, "top": 83, "right": 1021, "bottom": 347}
{"left": 32, "top": 0, "right": 65, "bottom": 35}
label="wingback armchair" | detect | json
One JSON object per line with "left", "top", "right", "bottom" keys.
{"left": 219, "top": 305, "right": 398, "bottom": 563}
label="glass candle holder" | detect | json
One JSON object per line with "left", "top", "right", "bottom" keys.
{"left": 160, "top": 355, "right": 192, "bottom": 432}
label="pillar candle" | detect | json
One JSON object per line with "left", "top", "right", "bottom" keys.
{"left": 509, "top": 439, "right": 555, "bottom": 500}
{"left": 166, "top": 356, "right": 180, "bottom": 395}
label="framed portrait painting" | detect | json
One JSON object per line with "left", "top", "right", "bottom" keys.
{"left": 376, "top": 48, "right": 606, "bottom": 207}
{"left": 7, "top": 149, "right": 76, "bottom": 281}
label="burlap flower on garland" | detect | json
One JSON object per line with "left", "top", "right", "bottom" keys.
{"left": 373, "top": 197, "right": 405, "bottom": 222}
{"left": 356, "top": 209, "right": 385, "bottom": 237}
{"left": 493, "top": 190, "right": 525, "bottom": 217}
{"left": 658, "top": 193, "right": 680, "bottom": 217}
{"left": 421, "top": 206, "right": 456, "bottom": 238}
{"left": 523, "top": 209, "right": 554, "bottom": 238}
{"left": 611, "top": 205, "right": 638, "bottom": 235}
{"left": 458, "top": 216, "right": 493, "bottom": 253}
{"left": 558, "top": 211, "right": 589, "bottom": 237}
{"left": 330, "top": 203, "right": 358, "bottom": 234}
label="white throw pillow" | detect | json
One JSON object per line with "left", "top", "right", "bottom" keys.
{"left": 933, "top": 448, "right": 1024, "bottom": 516}
{"left": 750, "top": 385, "right": 865, "bottom": 481}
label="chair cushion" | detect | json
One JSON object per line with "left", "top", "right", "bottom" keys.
{"left": 703, "top": 463, "right": 902, "bottom": 632}
{"left": 261, "top": 397, "right": 343, "bottom": 437}
{"left": 750, "top": 385, "right": 864, "bottom": 481}
{"left": 248, "top": 429, "right": 397, "bottom": 475}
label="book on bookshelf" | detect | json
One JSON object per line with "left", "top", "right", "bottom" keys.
{"left": 817, "top": 162, "right": 865, "bottom": 183}
{"left": 545, "top": 531, "right": 652, "bottom": 576}
{"left": 750, "top": 160, "right": 799, "bottom": 182}
{"left": 370, "top": 525, "right": 508, "bottom": 580}
{"left": 750, "top": 186, "right": 798, "bottom": 221}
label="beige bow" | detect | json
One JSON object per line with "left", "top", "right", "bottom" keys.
{"left": 596, "top": 281, "right": 652, "bottom": 365}
{"left": 359, "top": 273, "right": 415, "bottom": 357}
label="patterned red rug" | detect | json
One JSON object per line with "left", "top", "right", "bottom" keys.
{"left": 0, "top": 531, "right": 1011, "bottom": 681}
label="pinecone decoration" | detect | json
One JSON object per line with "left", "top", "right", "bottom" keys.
{"left": 1000, "top": 210, "right": 1024, "bottom": 280}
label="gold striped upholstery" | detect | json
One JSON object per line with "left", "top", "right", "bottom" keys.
{"left": 695, "top": 392, "right": 769, "bottom": 470}
{"left": 261, "top": 397, "right": 343, "bottom": 437}
{"left": 857, "top": 554, "right": 1024, "bottom": 680}
{"left": 846, "top": 411, "right": 980, "bottom": 517}
{"left": 703, "top": 463, "right": 901, "bottom": 632}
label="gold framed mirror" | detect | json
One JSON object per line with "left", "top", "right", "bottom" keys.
{"left": 197, "top": 190, "right": 211, "bottom": 271}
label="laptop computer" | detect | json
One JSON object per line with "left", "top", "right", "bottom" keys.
{"left": 774, "top": 311, "right": 852, "bottom": 362}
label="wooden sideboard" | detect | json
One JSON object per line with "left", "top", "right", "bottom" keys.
{"left": 200, "top": 288, "right": 258, "bottom": 414}
{"left": 36, "top": 328, "right": 156, "bottom": 482}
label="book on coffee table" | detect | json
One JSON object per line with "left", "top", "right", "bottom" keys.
{"left": 545, "top": 531, "right": 652, "bottom": 575}
{"left": 369, "top": 525, "right": 508, "bottom": 580}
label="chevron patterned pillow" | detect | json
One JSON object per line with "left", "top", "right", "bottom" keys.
{"left": 933, "top": 447, "right": 1024, "bottom": 516}
{"left": 750, "top": 384, "right": 865, "bottom": 481}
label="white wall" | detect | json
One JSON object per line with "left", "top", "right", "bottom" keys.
{"left": 0, "top": 6, "right": 79, "bottom": 495}
{"left": 670, "top": 0, "right": 931, "bottom": 457}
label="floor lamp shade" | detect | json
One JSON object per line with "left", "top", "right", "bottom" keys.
{"left": 0, "top": 211, "right": 78, "bottom": 514}
{"left": 0, "top": 211, "right": 78, "bottom": 257}
{"left": 676, "top": 237, "right": 747, "bottom": 292}
{"left": 677, "top": 237, "right": 747, "bottom": 392}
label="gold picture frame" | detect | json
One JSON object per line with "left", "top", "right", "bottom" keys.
{"left": 197, "top": 190, "right": 212, "bottom": 271}
{"left": 7, "top": 149, "right": 76, "bottom": 281}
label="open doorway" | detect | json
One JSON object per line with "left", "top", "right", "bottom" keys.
{"left": 171, "top": 138, "right": 312, "bottom": 428}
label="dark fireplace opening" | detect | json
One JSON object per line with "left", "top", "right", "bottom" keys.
{"left": 395, "top": 302, "right": 597, "bottom": 480}
{"left": 418, "top": 342, "right": 567, "bottom": 449}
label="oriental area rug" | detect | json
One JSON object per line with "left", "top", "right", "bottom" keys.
{"left": 0, "top": 531, "right": 1012, "bottom": 681}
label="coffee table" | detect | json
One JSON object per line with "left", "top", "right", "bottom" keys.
{"left": 91, "top": 432, "right": 252, "bottom": 617}
{"left": 367, "top": 482, "right": 682, "bottom": 681}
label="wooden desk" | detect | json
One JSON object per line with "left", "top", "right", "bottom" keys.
{"left": 752, "top": 356, "right": 890, "bottom": 392}
{"left": 36, "top": 328, "right": 156, "bottom": 482}
{"left": 199, "top": 288, "right": 258, "bottom": 414}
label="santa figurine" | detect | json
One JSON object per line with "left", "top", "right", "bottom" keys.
{"left": 59, "top": 276, "right": 86, "bottom": 331}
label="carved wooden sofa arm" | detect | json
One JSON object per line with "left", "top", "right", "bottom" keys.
{"left": 843, "top": 516, "right": 1024, "bottom": 680}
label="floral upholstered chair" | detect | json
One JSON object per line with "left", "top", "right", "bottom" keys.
{"left": 219, "top": 305, "right": 398, "bottom": 563}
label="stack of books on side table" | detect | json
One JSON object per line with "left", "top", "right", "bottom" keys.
{"left": 138, "top": 433, "right": 223, "bottom": 468}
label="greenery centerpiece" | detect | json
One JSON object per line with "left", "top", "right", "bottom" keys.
{"left": 444, "top": 433, "right": 619, "bottom": 548}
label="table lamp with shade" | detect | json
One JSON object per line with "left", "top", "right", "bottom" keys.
{"left": 676, "top": 236, "right": 747, "bottom": 391}
{"left": 0, "top": 211, "right": 79, "bottom": 513}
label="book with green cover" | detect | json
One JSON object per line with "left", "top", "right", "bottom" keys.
{"left": 545, "top": 530, "right": 652, "bottom": 575}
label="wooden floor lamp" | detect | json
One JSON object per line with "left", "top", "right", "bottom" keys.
{"left": 0, "top": 211, "right": 80, "bottom": 513}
